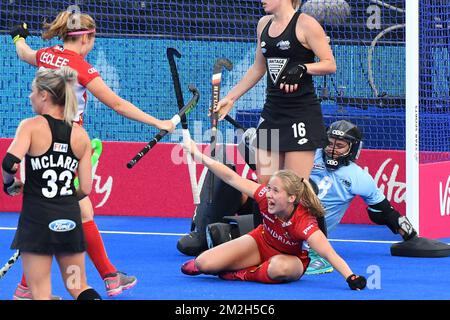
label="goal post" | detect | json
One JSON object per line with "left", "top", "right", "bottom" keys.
{"left": 410, "top": 0, "right": 450, "bottom": 238}
{"left": 405, "top": 0, "right": 420, "bottom": 234}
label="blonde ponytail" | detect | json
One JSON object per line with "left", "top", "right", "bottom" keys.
{"left": 300, "top": 179, "right": 325, "bottom": 218}
{"left": 42, "top": 10, "right": 96, "bottom": 41}
{"left": 273, "top": 170, "right": 325, "bottom": 218}
{"left": 58, "top": 67, "right": 78, "bottom": 125}
{"left": 292, "top": 0, "right": 301, "bottom": 10}
{"left": 33, "top": 67, "right": 79, "bottom": 125}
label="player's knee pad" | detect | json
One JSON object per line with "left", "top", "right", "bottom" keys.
{"left": 77, "top": 288, "right": 101, "bottom": 300}
{"left": 2, "top": 152, "right": 21, "bottom": 174}
{"left": 177, "top": 231, "right": 208, "bottom": 257}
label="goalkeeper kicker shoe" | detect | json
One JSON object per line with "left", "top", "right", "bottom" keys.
{"left": 305, "top": 250, "right": 334, "bottom": 275}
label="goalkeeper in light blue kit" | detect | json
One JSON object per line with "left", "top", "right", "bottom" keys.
{"left": 305, "top": 120, "right": 447, "bottom": 275}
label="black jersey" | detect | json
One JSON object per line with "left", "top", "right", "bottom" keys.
{"left": 23, "top": 114, "right": 78, "bottom": 199}
{"left": 11, "top": 115, "right": 85, "bottom": 254}
{"left": 260, "top": 11, "right": 320, "bottom": 120}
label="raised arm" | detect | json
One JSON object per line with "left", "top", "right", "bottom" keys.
{"left": 10, "top": 23, "right": 37, "bottom": 66}
{"left": 185, "top": 140, "right": 260, "bottom": 199}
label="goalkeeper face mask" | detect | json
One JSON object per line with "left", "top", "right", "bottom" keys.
{"left": 325, "top": 138, "right": 351, "bottom": 158}
{"left": 322, "top": 120, "right": 363, "bottom": 170}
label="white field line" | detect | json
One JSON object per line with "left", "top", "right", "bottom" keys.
{"left": 0, "top": 227, "right": 404, "bottom": 244}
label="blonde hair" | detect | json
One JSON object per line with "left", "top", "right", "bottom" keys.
{"left": 273, "top": 170, "right": 325, "bottom": 218}
{"left": 33, "top": 67, "right": 78, "bottom": 125}
{"left": 42, "top": 10, "right": 96, "bottom": 41}
{"left": 292, "top": 0, "right": 301, "bottom": 10}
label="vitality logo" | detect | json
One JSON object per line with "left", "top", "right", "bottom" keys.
{"left": 440, "top": 175, "right": 450, "bottom": 216}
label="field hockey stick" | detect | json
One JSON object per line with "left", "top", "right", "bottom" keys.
{"left": 0, "top": 250, "right": 20, "bottom": 280}
{"left": 127, "top": 85, "right": 200, "bottom": 169}
{"left": 74, "top": 138, "right": 103, "bottom": 189}
{"left": 224, "top": 114, "right": 246, "bottom": 131}
{"left": 222, "top": 114, "right": 259, "bottom": 171}
{"left": 208, "top": 58, "right": 233, "bottom": 204}
{"left": 167, "top": 48, "right": 200, "bottom": 205}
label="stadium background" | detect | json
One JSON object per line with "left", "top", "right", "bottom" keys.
{"left": 1, "top": 0, "right": 408, "bottom": 147}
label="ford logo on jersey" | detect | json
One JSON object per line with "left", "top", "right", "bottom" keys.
{"left": 48, "top": 219, "right": 76, "bottom": 232}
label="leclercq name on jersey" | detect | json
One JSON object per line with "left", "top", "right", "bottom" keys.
{"left": 39, "top": 52, "right": 69, "bottom": 68}
{"left": 30, "top": 154, "right": 78, "bottom": 173}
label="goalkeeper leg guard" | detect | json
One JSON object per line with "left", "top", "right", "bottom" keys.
{"left": 206, "top": 215, "right": 254, "bottom": 248}
{"left": 367, "top": 199, "right": 417, "bottom": 240}
{"left": 177, "top": 232, "right": 208, "bottom": 256}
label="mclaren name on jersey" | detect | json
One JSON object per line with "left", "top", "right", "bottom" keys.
{"left": 30, "top": 154, "right": 79, "bottom": 173}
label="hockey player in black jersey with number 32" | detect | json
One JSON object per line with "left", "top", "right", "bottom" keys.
{"left": 1, "top": 67, "right": 101, "bottom": 300}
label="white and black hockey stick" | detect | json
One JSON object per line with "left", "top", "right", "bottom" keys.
{"left": 0, "top": 250, "right": 20, "bottom": 280}
{"left": 167, "top": 48, "right": 200, "bottom": 204}
{"left": 127, "top": 85, "right": 200, "bottom": 169}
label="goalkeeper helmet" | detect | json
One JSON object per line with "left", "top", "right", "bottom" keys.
{"left": 323, "top": 120, "right": 363, "bottom": 170}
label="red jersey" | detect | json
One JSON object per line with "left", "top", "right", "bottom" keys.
{"left": 253, "top": 185, "right": 319, "bottom": 255}
{"left": 36, "top": 45, "right": 100, "bottom": 125}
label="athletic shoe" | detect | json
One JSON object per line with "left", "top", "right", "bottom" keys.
{"left": 181, "top": 259, "right": 202, "bottom": 276}
{"left": 305, "top": 249, "right": 334, "bottom": 275}
{"left": 12, "top": 283, "right": 62, "bottom": 300}
{"left": 104, "top": 272, "right": 137, "bottom": 297}
{"left": 218, "top": 269, "right": 247, "bottom": 281}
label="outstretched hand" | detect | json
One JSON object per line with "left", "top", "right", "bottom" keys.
{"left": 346, "top": 274, "right": 367, "bottom": 290}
